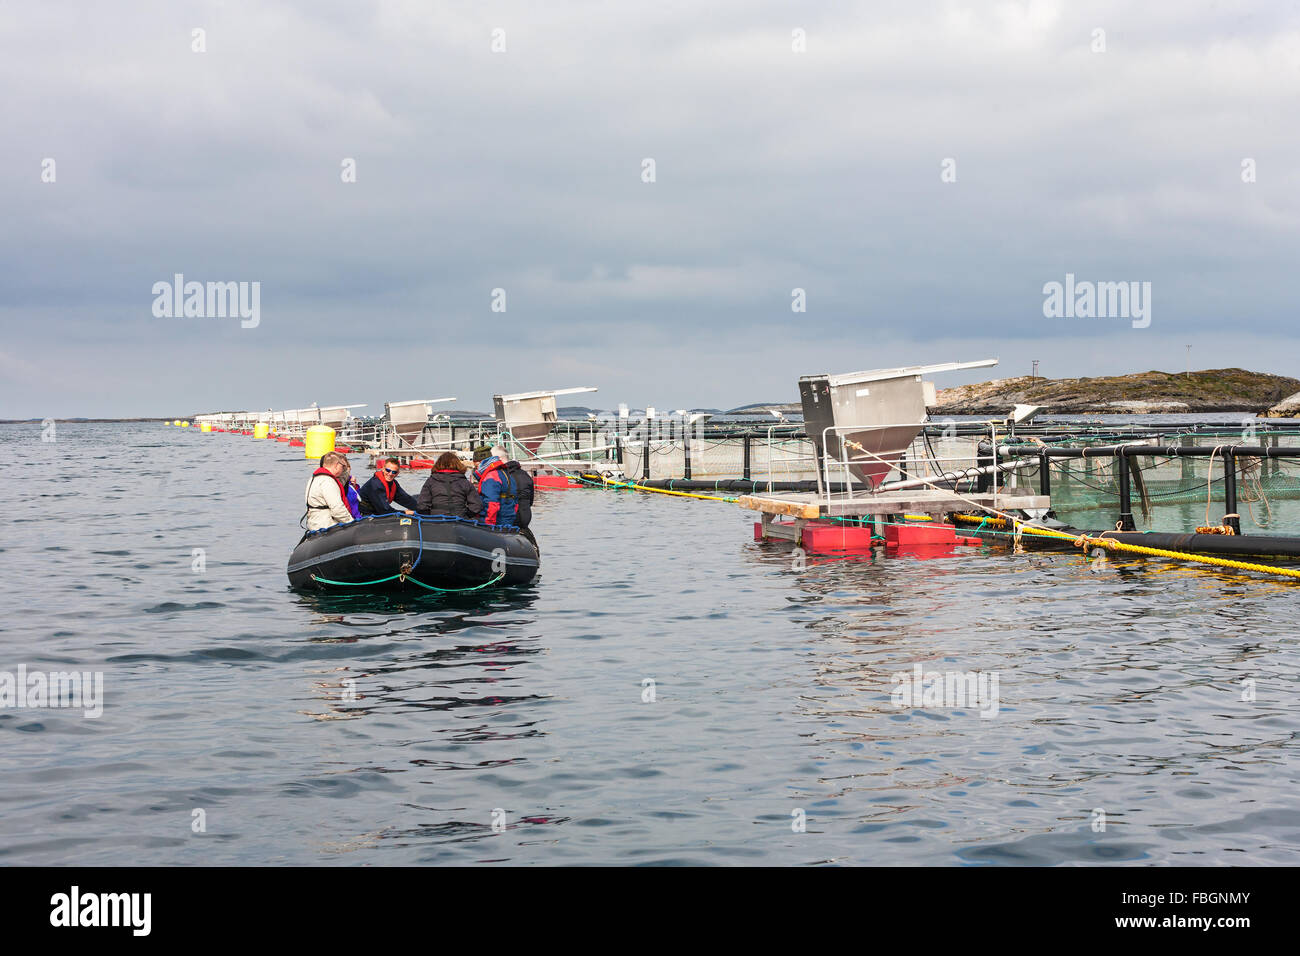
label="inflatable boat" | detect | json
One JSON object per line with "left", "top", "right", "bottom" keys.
{"left": 286, "top": 513, "right": 540, "bottom": 592}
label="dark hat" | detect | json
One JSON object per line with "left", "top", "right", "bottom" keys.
{"left": 472, "top": 445, "right": 492, "bottom": 462}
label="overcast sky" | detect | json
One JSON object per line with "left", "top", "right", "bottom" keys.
{"left": 2, "top": 0, "right": 1298, "bottom": 417}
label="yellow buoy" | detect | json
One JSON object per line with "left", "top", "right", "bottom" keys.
{"left": 304, "top": 424, "right": 336, "bottom": 460}
{"left": 181, "top": 421, "right": 190, "bottom": 427}
{"left": 253, "top": 422, "right": 270, "bottom": 439}
{"left": 201, "top": 423, "right": 213, "bottom": 433}
{"left": 172, "top": 420, "right": 181, "bottom": 426}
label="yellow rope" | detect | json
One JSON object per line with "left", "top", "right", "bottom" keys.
{"left": 582, "top": 474, "right": 738, "bottom": 502}
{"left": 953, "top": 514, "right": 1009, "bottom": 528}
{"left": 1072, "top": 534, "right": 1300, "bottom": 579}
{"left": 957, "top": 515, "right": 1300, "bottom": 580}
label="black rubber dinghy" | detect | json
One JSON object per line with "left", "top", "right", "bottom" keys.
{"left": 287, "top": 513, "right": 540, "bottom": 592}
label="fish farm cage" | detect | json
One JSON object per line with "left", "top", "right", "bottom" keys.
{"left": 201, "top": 405, "right": 1300, "bottom": 533}
{"left": 509, "top": 418, "right": 1300, "bottom": 532}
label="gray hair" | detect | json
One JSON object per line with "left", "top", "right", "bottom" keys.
{"left": 321, "top": 451, "right": 348, "bottom": 470}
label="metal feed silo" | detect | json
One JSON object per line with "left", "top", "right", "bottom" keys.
{"left": 799, "top": 359, "right": 997, "bottom": 489}
{"left": 493, "top": 387, "right": 597, "bottom": 454}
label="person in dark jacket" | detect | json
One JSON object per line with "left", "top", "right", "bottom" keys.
{"left": 358, "top": 458, "right": 418, "bottom": 516}
{"left": 502, "top": 459, "right": 538, "bottom": 550}
{"left": 502, "top": 461, "right": 535, "bottom": 527}
{"left": 417, "top": 452, "right": 482, "bottom": 519}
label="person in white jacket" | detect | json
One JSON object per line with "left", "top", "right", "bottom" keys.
{"left": 304, "top": 451, "right": 355, "bottom": 531}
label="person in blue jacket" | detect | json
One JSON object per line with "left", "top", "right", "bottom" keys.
{"left": 473, "top": 446, "right": 519, "bottom": 527}
{"left": 358, "top": 458, "right": 418, "bottom": 516}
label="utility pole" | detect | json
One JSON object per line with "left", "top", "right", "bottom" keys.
{"left": 1185, "top": 344, "right": 1191, "bottom": 377}
{"left": 1031, "top": 360, "right": 1039, "bottom": 383}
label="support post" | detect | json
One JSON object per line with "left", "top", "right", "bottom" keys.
{"left": 976, "top": 440, "right": 992, "bottom": 493}
{"left": 742, "top": 433, "right": 752, "bottom": 481}
{"left": 1116, "top": 448, "right": 1136, "bottom": 531}
{"left": 683, "top": 419, "right": 692, "bottom": 480}
{"left": 1038, "top": 449, "right": 1051, "bottom": 498}
{"left": 1223, "top": 449, "right": 1241, "bottom": 534}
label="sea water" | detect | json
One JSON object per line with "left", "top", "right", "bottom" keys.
{"left": 1, "top": 422, "right": 1297, "bottom": 865}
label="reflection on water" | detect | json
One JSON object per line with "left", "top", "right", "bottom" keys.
{"left": 2, "top": 422, "right": 1299, "bottom": 865}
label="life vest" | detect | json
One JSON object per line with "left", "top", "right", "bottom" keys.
{"left": 375, "top": 471, "right": 399, "bottom": 502}
{"left": 476, "top": 459, "right": 516, "bottom": 500}
{"left": 307, "top": 467, "right": 348, "bottom": 508}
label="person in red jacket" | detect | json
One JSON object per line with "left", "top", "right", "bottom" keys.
{"left": 473, "top": 446, "right": 519, "bottom": 526}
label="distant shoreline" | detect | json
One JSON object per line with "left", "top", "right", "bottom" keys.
{"left": 8, "top": 367, "right": 1300, "bottom": 421}
{"left": 0, "top": 418, "right": 178, "bottom": 424}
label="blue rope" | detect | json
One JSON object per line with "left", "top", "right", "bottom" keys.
{"left": 408, "top": 509, "right": 425, "bottom": 573}
{"left": 304, "top": 512, "right": 518, "bottom": 537}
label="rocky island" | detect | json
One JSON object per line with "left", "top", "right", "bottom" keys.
{"left": 930, "top": 368, "right": 1300, "bottom": 416}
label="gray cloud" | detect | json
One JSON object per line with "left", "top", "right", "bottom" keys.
{"left": 2, "top": 0, "right": 1298, "bottom": 416}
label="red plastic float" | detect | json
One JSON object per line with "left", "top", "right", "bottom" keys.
{"left": 884, "top": 522, "right": 982, "bottom": 549}
{"left": 754, "top": 519, "right": 982, "bottom": 556}
{"left": 801, "top": 521, "right": 876, "bottom": 552}
{"left": 533, "top": 474, "right": 583, "bottom": 490}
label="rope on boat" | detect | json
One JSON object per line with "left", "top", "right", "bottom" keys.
{"left": 309, "top": 570, "right": 506, "bottom": 592}
{"left": 307, "top": 515, "right": 509, "bottom": 591}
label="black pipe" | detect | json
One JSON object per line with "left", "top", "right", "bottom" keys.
{"left": 997, "top": 443, "right": 1300, "bottom": 459}
{"left": 642, "top": 426, "right": 651, "bottom": 481}
{"left": 683, "top": 423, "right": 692, "bottom": 480}
{"left": 742, "top": 433, "right": 751, "bottom": 481}
{"left": 1222, "top": 450, "right": 1241, "bottom": 534}
{"left": 1116, "top": 448, "right": 1136, "bottom": 531}
{"left": 1006, "top": 527, "right": 1300, "bottom": 561}
{"left": 1039, "top": 449, "right": 1051, "bottom": 497}
{"left": 610, "top": 477, "right": 868, "bottom": 494}
{"left": 976, "top": 440, "right": 993, "bottom": 493}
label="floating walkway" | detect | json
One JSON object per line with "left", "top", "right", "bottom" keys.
{"left": 738, "top": 489, "right": 1049, "bottom": 521}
